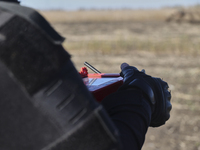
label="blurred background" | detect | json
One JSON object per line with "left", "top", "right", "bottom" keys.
{"left": 21, "top": 0, "right": 200, "bottom": 150}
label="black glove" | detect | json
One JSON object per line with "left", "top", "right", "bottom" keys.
{"left": 120, "top": 63, "right": 172, "bottom": 127}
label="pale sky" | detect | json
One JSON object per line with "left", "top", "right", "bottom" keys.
{"left": 20, "top": 0, "right": 200, "bottom": 10}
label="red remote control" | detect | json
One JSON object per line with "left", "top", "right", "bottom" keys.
{"left": 80, "top": 62, "right": 123, "bottom": 102}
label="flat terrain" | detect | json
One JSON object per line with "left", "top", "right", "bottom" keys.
{"left": 41, "top": 8, "right": 200, "bottom": 150}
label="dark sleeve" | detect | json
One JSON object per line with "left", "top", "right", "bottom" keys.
{"left": 101, "top": 89, "right": 152, "bottom": 150}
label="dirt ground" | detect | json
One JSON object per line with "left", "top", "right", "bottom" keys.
{"left": 41, "top": 9, "right": 200, "bottom": 150}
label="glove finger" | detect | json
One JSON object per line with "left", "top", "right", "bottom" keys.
{"left": 141, "top": 69, "right": 146, "bottom": 74}
{"left": 120, "top": 63, "right": 129, "bottom": 71}
{"left": 120, "top": 63, "right": 139, "bottom": 84}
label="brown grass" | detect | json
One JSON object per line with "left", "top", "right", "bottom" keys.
{"left": 41, "top": 8, "right": 200, "bottom": 150}
{"left": 40, "top": 9, "right": 176, "bottom": 23}
{"left": 40, "top": 9, "right": 200, "bottom": 56}
{"left": 63, "top": 37, "right": 200, "bottom": 56}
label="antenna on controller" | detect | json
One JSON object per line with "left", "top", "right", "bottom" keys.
{"left": 84, "top": 62, "right": 101, "bottom": 74}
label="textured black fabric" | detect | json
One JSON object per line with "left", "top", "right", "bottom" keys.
{"left": 102, "top": 89, "right": 152, "bottom": 150}
{"left": 0, "top": 4, "right": 122, "bottom": 150}
{"left": 45, "top": 109, "right": 121, "bottom": 150}
{"left": 0, "top": 5, "right": 70, "bottom": 94}
{"left": 0, "top": 60, "right": 61, "bottom": 150}
{"left": 0, "top": 59, "right": 121, "bottom": 150}
{"left": 0, "top": 2, "right": 64, "bottom": 44}
{"left": 0, "top": 0, "right": 20, "bottom": 3}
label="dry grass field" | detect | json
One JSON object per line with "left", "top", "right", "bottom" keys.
{"left": 41, "top": 8, "right": 200, "bottom": 150}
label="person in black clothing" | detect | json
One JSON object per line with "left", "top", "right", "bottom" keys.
{"left": 102, "top": 63, "right": 172, "bottom": 149}
{"left": 0, "top": 1, "right": 172, "bottom": 150}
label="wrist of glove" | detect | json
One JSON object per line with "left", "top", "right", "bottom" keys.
{"left": 120, "top": 63, "right": 172, "bottom": 127}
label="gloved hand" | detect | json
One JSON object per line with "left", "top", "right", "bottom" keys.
{"left": 120, "top": 63, "right": 172, "bottom": 127}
